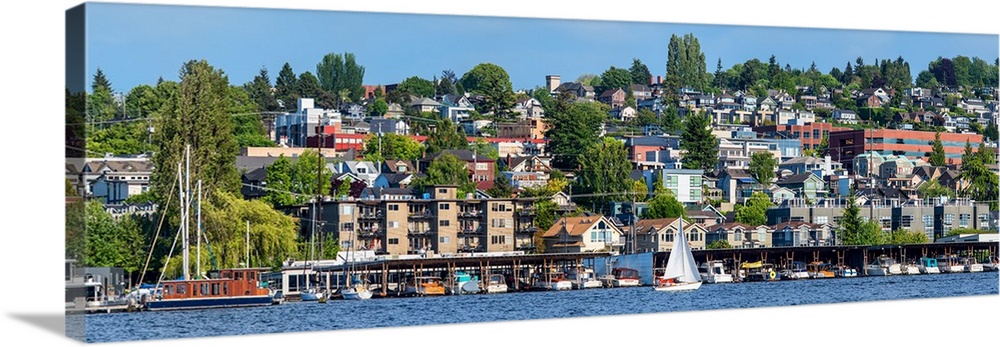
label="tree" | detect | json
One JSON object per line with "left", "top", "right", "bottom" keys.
{"left": 274, "top": 62, "right": 298, "bottom": 111}
{"left": 83, "top": 201, "right": 145, "bottom": 273}
{"left": 196, "top": 190, "right": 299, "bottom": 271}
{"left": 397, "top": 76, "right": 435, "bottom": 98}
{"left": 665, "top": 33, "right": 708, "bottom": 92}
{"left": 598, "top": 66, "right": 632, "bottom": 94}
{"left": 290, "top": 150, "right": 333, "bottom": 203}
{"left": 959, "top": 150, "right": 999, "bottom": 210}
{"left": 545, "top": 93, "right": 607, "bottom": 170}
{"left": 363, "top": 133, "right": 423, "bottom": 162}
{"left": 92, "top": 68, "right": 113, "bottom": 92}
{"left": 917, "top": 180, "right": 954, "bottom": 199}
{"left": 660, "top": 106, "right": 681, "bottom": 134}
{"left": 412, "top": 153, "right": 476, "bottom": 196}
{"left": 962, "top": 140, "right": 975, "bottom": 165}
{"left": 151, "top": 60, "right": 241, "bottom": 226}
{"left": 887, "top": 228, "right": 929, "bottom": 245}
{"left": 985, "top": 122, "right": 1000, "bottom": 142}
{"left": 839, "top": 195, "right": 864, "bottom": 245}
{"left": 815, "top": 134, "right": 829, "bottom": 157}
{"left": 706, "top": 240, "right": 733, "bottom": 249}
{"left": 629, "top": 58, "right": 652, "bottom": 85}
{"left": 574, "top": 138, "right": 632, "bottom": 213}
{"left": 295, "top": 71, "right": 322, "bottom": 99}
{"left": 367, "top": 98, "right": 388, "bottom": 118}
{"left": 915, "top": 70, "right": 938, "bottom": 89}
{"left": 734, "top": 192, "right": 771, "bottom": 226}
{"left": 748, "top": 151, "right": 777, "bottom": 186}
{"left": 228, "top": 86, "right": 274, "bottom": 147}
{"left": 436, "top": 69, "right": 459, "bottom": 96}
{"left": 469, "top": 137, "right": 499, "bottom": 160}
{"left": 244, "top": 67, "right": 278, "bottom": 112}
{"left": 486, "top": 173, "right": 513, "bottom": 198}
{"left": 646, "top": 190, "right": 686, "bottom": 219}
{"left": 977, "top": 141, "right": 995, "bottom": 165}
{"left": 425, "top": 119, "right": 468, "bottom": 154}
{"left": 929, "top": 132, "right": 946, "bottom": 166}
{"left": 630, "top": 179, "right": 649, "bottom": 202}
{"left": 460, "top": 63, "right": 516, "bottom": 119}
{"left": 331, "top": 176, "right": 352, "bottom": 198}
{"left": 315, "top": 52, "right": 366, "bottom": 102}
{"left": 680, "top": 111, "right": 718, "bottom": 171}
{"left": 263, "top": 155, "right": 296, "bottom": 207}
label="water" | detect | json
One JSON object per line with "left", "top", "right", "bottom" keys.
{"left": 83, "top": 272, "right": 998, "bottom": 343}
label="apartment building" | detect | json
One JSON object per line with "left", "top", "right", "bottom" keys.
{"left": 828, "top": 129, "right": 983, "bottom": 173}
{"left": 297, "top": 185, "right": 537, "bottom": 256}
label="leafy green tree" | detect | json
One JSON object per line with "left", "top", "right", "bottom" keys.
{"left": 660, "top": 106, "right": 681, "bottom": 134}
{"left": 629, "top": 179, "right": 649, "bottom": 202}
{"left": 315, "top": 52, "right": 365, "bottom": 102}
{"left": 854, "top": 221, "right": 887, "bottom": 245}
{"left": 486, "top": 173, "right": 513, "bottom": 198}
{"left": 461, "top": 63, "right": 516, "bottom": 119}
{"left": 985, "top": 122, "right": 1000, "bottom": 142}
{"left": 929, "top": 132, "right": 946, "bottom": 166}
{"left": 228, "top": 86, "right": 274, "bottom": 147}
{"left": 646, "top": 190, "right": 686, "bottom": 219}
{"left": 977, "top": 141, "right": 996, "bottom": 165}
{"left": 469, "top": 137, "right": 499, "bottom": 160}
{"left": 839, "top": 195, "right": 864, "bottom": 245}
{"left": 598, "top": 66, "right": 632, "bottom": 94}
{"left": 680, "top": 111, "right": 718, "bottom": 171}
{"left": 274, "top": 62, "right": 298, "bottom": 111}
{"left": 917, "top": 180, "right": 954, "bottom": 199}
{"left": 83, "top": 201, "right": 145, "bottom": 273}
{"left": 291, "top": 149, "right": 333, "bottom": 203}
{"left": 962, "top": 140, "right": 976, "bottom": 164}
{"left": 367, "top": 98, "right": 388, "bottom": 118}
{"left": 398, "top": 76, "right": 435, "bottom": 98}
{"left": 665, "top": 33, "right": 708, "bottom": 92}
{"left": 629, "top": 58, "right": 652, "bottom": 85}
{"left": 574, "top": 138, "right": 632, "bottom": 213}
{"left": 959, "top": 151, "right": 999, "bottom": 210}
{"left": 749, "top": 151, "right": 777, "bottom": 186}
{"left": 944, "top": 228, "right": 997, "bottom": 237}
{"left": 915, "top": 70, "right": 938, "bottom": 89}
{"left": 815, "top": 134, "right": 829, "bottom": 157}
{"left": 244, "top": 67, "right": 278, "bottom": 112}
{"left": 887, "top": 228, "right": 929, "bottom": 244}
{"left": 151, "top": 60, "right": 242, "bottom": 227}
{"left": 546, "top": 93, "right": 607, "bottom": 170}
{"left": 363, "top": 133, "right": 423, "bottom": 162}
{"left": 425, "top": 119, "right": 469, "bottom": 154}
{"left": 262, "top": 155, "right": 296, "bottom": 207}
{"left": 706, "top": 240, "right": 733, "bottom": 249}
{"left": 734, "top": 192, "right": 771, "bottom": 226}
{"left": 412, "top": 153, "right": 476, "bottom": 196}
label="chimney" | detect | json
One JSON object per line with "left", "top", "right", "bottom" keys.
{"left": 650, "top": 76, "right": 655, "bottom": 85}
{"left": 656, "top": 76, "right": 662, "bottom": 85}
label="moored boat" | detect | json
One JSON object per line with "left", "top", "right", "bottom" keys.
{"left": 450, "top": 271, "right": 481, "bottom": 295}
{"left": 866, "top": 256, "right": 901, "bottom": 276}
{"left": 145, "top": 268, "right": 274, "bottom": 311}
{"left": 484, "top": 274, "right": 508, "bottom": 294}
{"left": 918, "top": 257, "right": 940, "bottom": 274}
{"left": 984, "top": 256, "right": 999, "bottom": 272}
{"left": 780, "top": 261, "right": 810, "bottom": 280}
{"left": 807, "top": 262, "right": 836, "bottom": 279}
{"left": 833, "top": 265, "right": 858, "bottom": 278}
{"left": 902, "top": 260, "right": 921, "bottom": 275}
{"left": 566, "top": 266, "right": 603, "bottom": 289}
{"left": 962, "top": 257, "right": 984, "bottom": 273}
{"left": 936, "top": 255, "right": 965, "bottom": 273}
{"left": 702, "top": 260, "right": 734, "bottom": 283}
{"left": 531, "top": 268, "right": 573, "bottom": 291}
{"left": 609, "top": 268, "right": 641, "bottom": 287}
{"left": 741, "top": 262, "right": 781, "bottom": 282}
{"left": 403, "top": 276, "right": 447, "bottom": 296}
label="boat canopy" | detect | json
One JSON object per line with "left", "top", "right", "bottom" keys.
{"left": 741, "top": 261, "right": 763, "bottom": 269}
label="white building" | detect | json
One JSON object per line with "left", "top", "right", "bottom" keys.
{"left": 659, "top": 169, "right": 705, "bottom": 205}
{"left": 274, "top": 98, "right": 342, "bottom": 147}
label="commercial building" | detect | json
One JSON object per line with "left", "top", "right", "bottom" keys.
{"left": 828, "top": 129, "right": 983, "bottom": 174}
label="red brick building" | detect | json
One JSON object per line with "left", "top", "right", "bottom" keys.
{"left": 754, "top": 123, "right": 851, "bottom": 151}
{"left": 828, "top": 129, "right": 983, "bottom": 172}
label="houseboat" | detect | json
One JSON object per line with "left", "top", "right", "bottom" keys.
{"left": 144, "top": 268, "right": 274, "bottom": 311}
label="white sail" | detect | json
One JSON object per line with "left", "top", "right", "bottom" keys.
{"left": 663, "top": 219, "right": 701, "bottom": 283}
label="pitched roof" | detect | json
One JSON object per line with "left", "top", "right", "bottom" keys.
{"left": 780, "top": 156, "right": 824, "bottom": 166}
{"left": 714, "top": 222, "right": 754, "bottom": 231}
{"left": 543, "top": 216, "right": 612, "bottom": 238}
{"left": 242, "top": 167, "right": 267, "bottom": 182}
{"left": 599, "top": 88, "right": 624, "bottom": 98}
{"left": 378, "top": 173, "right": 413, "bottom": 184}
{"left": 633, "top": 218, "right": 680, "bottom": 234}
{"left": 777, "top": 173, "right": 819, "bottom": 185}
{"left": 772, "top": 221, "right": 824, "bottom": 230}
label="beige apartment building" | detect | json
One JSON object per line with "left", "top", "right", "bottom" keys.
{"left": 302, "top": 185, "right": 537, "bottom": 256}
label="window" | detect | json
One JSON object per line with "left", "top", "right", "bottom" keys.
{"left": 959, "top": 214, "right": 970, "bottom": 227}
{"left": 901, "top": 215, "right": 913, "bottom": 228}
{"left": 390, "top": 221, "right": 399, "bottom": 228}
{"left": 815, "top": 216, "right": 828, "bottom": 224}
{"left": 944, "top": 214, "right": 954, "bottom": 225}
{"left": 689, "top": 176, "right": 701, "bottom": 186}
{"left": 880, "top": 217, "right": 891, "bottom": 229}
{"left": 665, "top": 232, "right": 674, "bottom": 242}
{"left": 664, "top": 175, "right": 678, "bottom": 187}
{"left": 980, "top": 214, "right": 990, "bottom": 224}
{"left": 439, "top": 236, "right": 450, "bottom": 244}
{"left": 177, "top": 284, "right": 187, "bottom": 294}
{"left": 439, "top": 220, "right": 450, "bottom": 227}
{"left": 200, "top": 283, "right": 209, "bottom": 296}
{"left": 341, "top": 240, "right": 353, "bottom": 249}
{"left": 341, "top": 205, "right": 353, "bottom": 214}
{"left": 388, "top": 204, "right": 399, "bottom": 211}
{"left": 439, "top": 203, "right": 450, "bottom": 210}
{"left": 813, "top": 129, "right": 820, "bottom": 139}
{"left": 491, "top": 235, "right": 507, "bottom": 245}
{"left": 438, "top": 188, "right": 447, "bottom": 194}
{"left": 735, "top": 231, "right": 743, "bottom": 241}
{"left": 690, "top": 189, "right": 701, "bottom": 200}
{"left": 475, "top": 163, "right": 488, "bottom": 171}
{"left": 388, "top": 238, "right": 399, "bottom": 245}
{"left": 341, "top": 222, "right": 354, "bottom": 231}
{"left": 803, "top": 132, "right": 810, "bottom": 138}
{"left": 222, "top": 283, "right": 228, "bottom": 295}
{"left": 923, "top": 215, "right": 934, "bottom": 229}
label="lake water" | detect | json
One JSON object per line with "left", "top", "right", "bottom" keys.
{"left": 80, "top": 271, "right": 999, "bottom": 343}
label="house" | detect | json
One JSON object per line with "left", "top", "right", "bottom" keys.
{"left": 857, "top": 93, "right": 883, "bottom": 108}
{"left": 410, "top": 97, "right": 442, "bottom": 114}
{"left": 373, "top": 173, "right": 415, "bottom": 189}
{"left": 687, "top": 205, "right": 726, "bottom": 228}
{"left": 513, "top": 97, "right": 545, "bottom": 119}
{"left": 495, "top": 117, "right": 550, "bottom": 140}
{"left": 630, "top": 84, "right": 652, "bottom": 100}
{"left": 542, "top": 215, "right": 624, "bottom": 253}
{"left": 770, "top": 222, "right": 835, "bottom": 247}
{"left": 503, "top": 171, "right": 548, "bottom": 190}
{"left": 420, "top": 150, "right": 496, "bottom": 190}
{"left": 338, "top": 161, "right": 380, "bottom": 187}
{"left": 717, "top": 169, "right": 765, "bottom": 204}
{"left": 381, "top": 159, "right": 417, "bottom": 174}
{"left": 634, "top": 218, "right": 708, "bottom": 252}
{"left": 369, "top": 118, "right": 410, "bottom": 135}
{"left": 84, "top": 158, "right": 154, "bottom": 203}
{"left": 778, "top": 156, "right": 844, "bottom": 177}
{"left": 555, "top": 82, "right": 595, "bottom": 99}
{"left": 240, "top": 167, "right": 268, "bottom": 200}
{"left": 637, "top": 97, "right": 667, "bottom": 115}
{"left": 385, "top": 103, "right": 405, "bottom": 118}
{"left": 610, "top": 106, "right": 637, "bottom": 122}
{"left": 769, "top": 185, "right": 795, "bottom": 204}
{"left": 705, "top": 222, "right": 770, "bottom": 248}
{"left": 938, "top": 170, "right": 968, "bottom": 192}
{"left": 359, "top": 187, "right": 417, "bottom": 200}
{"left": 597, "top": 88, "right": 627, "bottom": 108}
{"left": 739, "top": 94, "right": 759, "bottom": 112}
{"left": 504, "top": 155, "right": 552, "bottom": 174}
{"left": 439, "top": 94, "right": 475, "bottom": 122}
{"left": 658, "top": 169, "right": 705, "bottom": 206}
{"left": 758, "top": 96, "right": 778, "bottom": 112}
{"left": 775, "top": 172, "right": 824, "bottom": 201}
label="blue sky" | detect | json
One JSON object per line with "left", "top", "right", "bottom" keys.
{"left": 85, "top": 2, "right": 998, "bottom": 94}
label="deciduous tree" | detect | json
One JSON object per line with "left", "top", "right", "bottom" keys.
{"left": 749, "top": 151, "right": 777, "bottom": 186}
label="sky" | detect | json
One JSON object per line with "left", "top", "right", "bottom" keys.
{"left": 2, "top": 2, "right": 1000, "bottom": 347}
{"left": 82, "top": 2, "right": 1000, "bottom": 95}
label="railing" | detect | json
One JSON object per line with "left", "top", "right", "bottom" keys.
{"left": 459, "top": 211, "right": 481, "bottom": 218}
{"left": 515, "top": 226, "right": 538, "bottom": 234}
{"left": 356, "top": 228, "right": 383, "bottom": 238}
{"left": 458, "top": 245, "right": 486, "bottom": 253}
{"left": 359, "top": 212, "right": 382, "bottom": 220}
{"left": 458, "top": 226, "right": 485, "bottom": 235}
{"left": 408, "top": 211, "right": 433, "bottom": 219}
{"left": 408, "top": 229, "right": 433, "bottom": 236}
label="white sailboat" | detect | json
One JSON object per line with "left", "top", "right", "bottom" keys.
{"left": 341, "top": 223, "right": 372, "bottom": 300}
{"left": 654, "top": 218, "right": 702, "bottom": 292}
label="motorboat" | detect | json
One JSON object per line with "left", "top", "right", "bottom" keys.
{"left": 962, "top": 257, "right": 984, "bottom": 273}
{"left": 780, "top": 261, "right": 810, "bottom": 280}
{"left": 403, "top": 276, "right": 447, "bottom": 296}
{"left": 918, "top": 257, "right": 940, "bottom": 274}
{"left": 833, "top": 265, "right": 858, "bottom": 278}
{"left": 609, "top": 268, "right": 641, "bottom": 287}
{"left": 566, "top": 267, "right": 603, "bottom": 289}
{"left": 865, "top": 256, "right": 902, "bottom": 276}
{"left": 936, "top": 255, "right": 965, "bottom": 273}
{"left": 450, "top": 271, "right": 481, "bottom": 295}
{"left": 702, "top": 260, "right": 734, "bottom": 283}
{"left": 531, "top": 268, "right": 573, "bottom": 291}
{"left": 484, "top": 274, "right": 508, "bottom": 294}
{"left": 807, "top": 262, "right": 836, "bottom": 279}
{"left": 742, "top": 262, "right": 781, "bottom": 282}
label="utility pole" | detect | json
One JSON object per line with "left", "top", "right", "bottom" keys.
{"left": 316, "top": 122, "right": 325, "bottom": 259}
{"left": 245, "top": 220, "right": 250, "bottom": 268}
{"left": 197, "top": 179, "right": 202, "bottom": 279}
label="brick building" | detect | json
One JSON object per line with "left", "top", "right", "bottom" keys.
{"left": 828, "top": 129, "right": 983, "bottom": 173}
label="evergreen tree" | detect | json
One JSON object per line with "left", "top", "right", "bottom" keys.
{"left": 680, "top": 111, "right": 718, "bottom": 171}
{"left": 665, "top": 33, "right": 708, "bottom": 92}
{"left": 92, "top": 68, "right": 113, "bottom": 92}
{"left": 316, "top": 52, "right": 365, "bottom": 102}
{"left": 274, "top": 62, "right": 298, "bottom": 111}
{"left": 629, "top": 58, "right": 652, "bottom": 85}
{"left": 425, "top": 119, "right": 468, "bottom": 155}
{"left": 839, "top": 194, "right": 864, "bottom": 245}
{"left": 929, "top": 132, "right": 946, "bottom": 166}
{"left": 244, "top": 67, "right": 277, "bottom": 112}
{"left": 978, "top": 141, "right": 996, "bottom": 165}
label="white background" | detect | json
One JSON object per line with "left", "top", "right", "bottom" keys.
{"left": 1, "top": 1, "right": 997, "bottom": 346}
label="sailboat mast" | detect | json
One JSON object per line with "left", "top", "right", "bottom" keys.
{"left": 183, "top": 144, "right": 191, "bottom": 281}
{"left": 178, "top": 162, "right": 187, "bottom": 281}
{"left": 197, "top": 179, "right": 202, "bottom": 279}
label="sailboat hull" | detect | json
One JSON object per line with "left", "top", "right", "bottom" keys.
{"left": 342, "top": 289, "right": 373, "bottom": 300}
{"left": 654, "top": 281, "right": 702, "bottom": 292}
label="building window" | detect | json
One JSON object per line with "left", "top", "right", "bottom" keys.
{"left": 389, "top": 221, "right": 399, "bottom": 228}
{"left": 341, "top": 205, "right": 354, "bottom": 214}
{"left": 388, "top": 238, "right": 399, "bottom": 245}
{"left": 665, "top": 232, "right": 674, "bottom": 242}
{"left": 959, "top": 214, "right": 971, "bottom": 227}
{"left": 923, "top": 215, "right": 933, "bottom": 229}
{"left": 439, "top": 220, "right": 450, "bottom": 227}
{"left": 815, "top": 216, "right": 828, "bottom": 224}
{"left": 901, "top": 215, "right": 912, "bottom": 228}
{"left": 341, "top": 222, "right": 354, "bottom": 231}
{"left": 439, "top": 236, "right": 450, "bottom": 244}
{"left": 438, "top": 188, "right": 447, "bottom": 194}
{"left": 944, "top": 214, "right": 954, "bottom": 225}
{"left": 388, "top": 204, "right": 399, "bottom": 211}
{"left": 439, "top": 203, "right": 450, "bottom": 210}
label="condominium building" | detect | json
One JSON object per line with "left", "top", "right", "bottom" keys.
{"left": 293, "top": 185, "right": 538, "bottom": 256}
{"left": 828, "top": 129, "right": 983, "bottom": 174}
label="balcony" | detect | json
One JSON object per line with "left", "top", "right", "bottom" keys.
{"left": 408, "top": 229, "right": 433, "bottom": 236}
{"left": 458, "top": 245, "right": 486, "bottom": 253}
{"left": 458, "top": 226, "right": 485, "bottom": 235}
{"left": 515, "top": 226, "right": 538, "bottom": 234}
{"left": 515, "top": 243, "right": 535, "bottom": 251}
{"left": 356, "top": 228, "right": 383, "bottom": 238}
{"left": 459, "top": 211, "right": 482, "bottom": 218}
{"left": 408, "top": 211, "right": 433, "bottom": 219}
{"left": 359, "top": 212, "right": 382, "bottom": 220}
{"left": 516, "top": 208, "right": 537, "bottom": 217}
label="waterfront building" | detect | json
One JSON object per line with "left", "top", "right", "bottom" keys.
{"left": 542, "top": 215, "right": 625, "bottom": 254}
{"left": 634, "top": 217, "right": 709, "bottom": 252}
